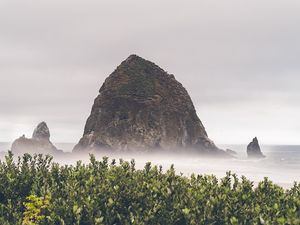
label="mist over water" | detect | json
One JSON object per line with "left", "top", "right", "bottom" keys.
{"left": 0, "top": 142, "right": 299, "bottom": 188}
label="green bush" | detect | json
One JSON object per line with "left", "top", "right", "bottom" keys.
{"left": 0, "top": 152, "right": 299, "bottom": 224}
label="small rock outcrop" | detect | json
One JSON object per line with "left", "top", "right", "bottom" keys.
{"left": 74, "top": 54, "right": 227, "bottom": 156}
{"left": 11, "top": 122, "right": 59, "bottom": 154}
{"left": 247, "top": 137, "right": 265, "bottom": 158}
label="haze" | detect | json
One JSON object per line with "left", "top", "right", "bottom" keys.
{"left": 1, "top": 0, "right": 300, "bottom": 145}
{"left": 30, "top": 148, "right": 300, "bottom": 189}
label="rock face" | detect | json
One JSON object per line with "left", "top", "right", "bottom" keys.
{"left": 32, "top": 122, "right": 50, "bottom": 140}
{"left": 74, "top": 55, "right": 225, "bottom": 155}
{"left": 247, "top": 137, "right": 265, "bottom": 158}
{"left": 11, "top": 122, "right": 59, "bottom": 154}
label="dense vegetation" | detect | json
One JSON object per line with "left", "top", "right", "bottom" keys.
{"left": 0, "top": 152, "right": 299, "bottom": 225}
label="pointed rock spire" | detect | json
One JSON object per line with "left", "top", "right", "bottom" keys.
{"left": 32, "top": 122, "right": 50, "bottom": 140}
{"left": 11, "top": 121, "right": 58, "bottom": 154}
{"left": 247, "top": 137, "right": 265, "bottom": 158}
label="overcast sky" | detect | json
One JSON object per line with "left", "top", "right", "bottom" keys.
{"left": 1, "top": 0, "right": 300, "bottom": 145}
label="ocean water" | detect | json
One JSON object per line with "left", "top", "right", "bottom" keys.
{"left": 0, "top": 142, "right": 299, "bottom": 188}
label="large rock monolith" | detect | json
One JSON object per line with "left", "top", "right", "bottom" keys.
{"left": 74, "top": 55, "right": 227, "bottom": 156}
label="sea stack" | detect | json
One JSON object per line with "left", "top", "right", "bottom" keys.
{"left": 247, "top": 137, "right": 265, "bottom": 158}
{"left": 11, "top": 122, "right": 59, "bottom": 154}
{"left": 74, "top": 55, "right": 226, "bottom": 155}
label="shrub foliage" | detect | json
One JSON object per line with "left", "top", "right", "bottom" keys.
{"left": 0, "top": 152, "right": 299, "bottom": 224}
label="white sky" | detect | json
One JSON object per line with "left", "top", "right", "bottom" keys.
{"left": 1, "top": 0, "right": 300, "bottom": 145}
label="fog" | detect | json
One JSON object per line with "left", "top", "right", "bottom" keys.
{"left": 1, "top": 143, "right": 298, "bottom": 189}
{"left": 1, "top": 0, "right": 300, "bottom": 189}
{"left": 1, "top": 0, "right": 300, "bottom": 145}
{"left": 59, "top": 149, "right": 300, "bottom": 188}
{"left": 42, "top": 150, "right": 300, "bottom": 189}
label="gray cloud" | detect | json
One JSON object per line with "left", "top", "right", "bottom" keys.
{"left": 1, "top": 0, "right": 300, "bottom": 144}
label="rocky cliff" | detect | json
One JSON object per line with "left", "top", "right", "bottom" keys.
{"left": 11, "top": 122, "right": 59, "bottom": 154}
{"left": 74, "top": 55, "right": 225, "bottom": 155}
